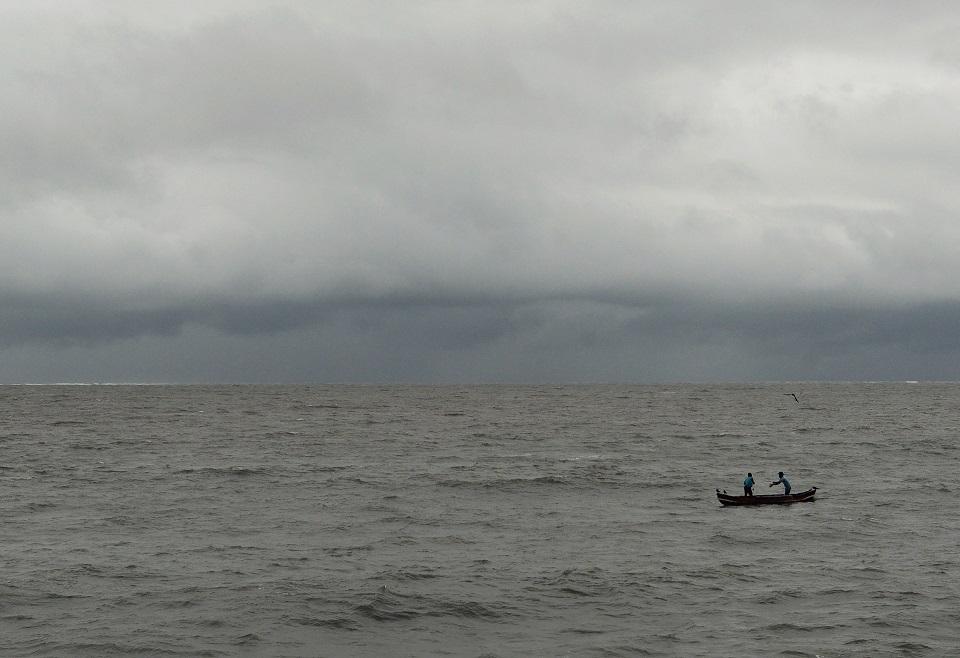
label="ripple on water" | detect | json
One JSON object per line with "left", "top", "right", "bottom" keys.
{"left": 3, "top": 383, "right": 960, "bottom": 656}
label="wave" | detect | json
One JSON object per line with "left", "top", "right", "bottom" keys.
{"left": 558, "top": 453, "right": 602, "bottom": 462}
{"left": 894, "top": 642, "right": 933, "bottom": 653}
{"left": 352, "top": 586, "right": 511, "bottom": 623}
{"left": 323, "top": 544, "right": 375, "bottom": 557}
{"left": 755, "top": 590, "right": 804, "bottom": 604}
{"left": 234, "top": 633, "right": 262, "bottom": 646}
{"left": 24, "top": 643, "right": 202, "bottom": 656}
{"left": 560, "top": 627, "right": 606, "bottom": 634}
{"left": 174, "top": 466, "right": 271, "bottom": 477}
{"left": 434, "top": 475, "right": 573, "bottom": 489}
{"left": 376, "top": 568, "right": 439, "bottom": 581}
{"left": 42, "top": 591, "right": 89, "bottom": 600}
{"left": 288, "top": 615, "right": 359, "bottom": 630}
{"left": 528, "top": 568, "right": 619, "bottom": 598}
{"left": 763, "top": 622, "right": 841, "bottom": 632}
{"left": 291, "top": 403, "right": 342, "bottom": 410}
{"left": 433, "top": 466, "right": 638, "bottom": 489}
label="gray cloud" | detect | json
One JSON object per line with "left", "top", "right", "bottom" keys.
{"left": 2, "top": 1, "right": 960, "bottom": 381}
{"left": 3, "top": 296, "right": 960, "bottom": 383}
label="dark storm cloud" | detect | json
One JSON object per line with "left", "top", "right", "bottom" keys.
{"left": 2, "top": 1, "right": 960, "bottom": 381}
{"left": 1, "top": 294, "right": 187, "bottom": 347}
{"left": 4, "top": 292, "right": 960, "bottom": 383}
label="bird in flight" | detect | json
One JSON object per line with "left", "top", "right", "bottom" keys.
{"left": 784, "top": 393, "right": 800, "bottom": 404}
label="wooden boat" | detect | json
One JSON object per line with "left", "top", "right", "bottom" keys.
{"left": 716, "top": 487, "right": 817, "bottom": 506}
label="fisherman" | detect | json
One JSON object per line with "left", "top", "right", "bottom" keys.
{"left": 743, "top": 472, "right": 755, "bottom": 496}
{"left": 769, "top": 471, "right": 791, "bottom": 494}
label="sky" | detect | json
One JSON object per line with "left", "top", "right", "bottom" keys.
{"left": 2, "top": 1, "right": 960, "bottom": 383}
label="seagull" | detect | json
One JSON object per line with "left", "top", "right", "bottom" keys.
{"left": 784, "top": 393, "right": 800, "bottom": 404}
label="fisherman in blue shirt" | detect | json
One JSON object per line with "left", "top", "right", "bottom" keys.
{"left": 743, "top": 472, "right": 755, "bottom": 496}
{"left": 769, "top": 471, "right": 791, "bottom": 494}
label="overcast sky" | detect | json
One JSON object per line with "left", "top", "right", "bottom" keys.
{"left": 2, "top": 1, "right": 960, "bottom": 383}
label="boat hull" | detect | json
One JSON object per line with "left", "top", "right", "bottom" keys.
{"left": 716, "top": 487, "right": 817, "bottom": 506}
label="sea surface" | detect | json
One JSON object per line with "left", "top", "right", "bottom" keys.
{"left": 1, "top": 383, "right": 958, "bottom": 657}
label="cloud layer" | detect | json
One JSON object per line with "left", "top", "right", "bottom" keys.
{"left": 3, "top": 1, "right": 960, "bottom": 381}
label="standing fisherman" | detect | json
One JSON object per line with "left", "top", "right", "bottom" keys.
{"left": 743, "top": 472, "right": 755, "bottom": 496}
{"left": 769, "top": 471, "right": 791, "bottom": 494}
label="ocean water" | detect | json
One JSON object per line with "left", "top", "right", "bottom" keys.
{"left": 1, "top": 383, "right": 958, "bottom": 657}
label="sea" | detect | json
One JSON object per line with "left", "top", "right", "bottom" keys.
{"left": 1, "top": 383, "right": 958, "bottom": 657}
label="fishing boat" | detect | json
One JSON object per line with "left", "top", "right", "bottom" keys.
{"left": 716, "top": 487, "right": 817, "bottom": 506}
